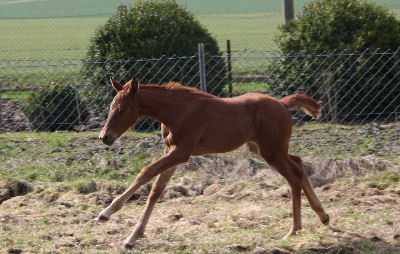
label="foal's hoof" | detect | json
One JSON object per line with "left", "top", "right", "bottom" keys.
{"left": 124, "top": 243, "right": 134, "bottom": 249}
{"left": 282, "top": 228, "right": 299, "bottom": 240}
{"left": 123, "top": 241, "right": 137, "bottom": 249}
{"left": 321, "top": 214, "right": 330, "bottom": 226}
{"left": 96, "top": 214, "right": 109, "bottom": 222}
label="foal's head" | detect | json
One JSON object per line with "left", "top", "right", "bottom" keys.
{"left": 99, "top": 77, "right": 140, "bottom": 146}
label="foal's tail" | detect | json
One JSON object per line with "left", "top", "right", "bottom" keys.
{"left": 280, "top": 93, "right": 322, "bottom": 119}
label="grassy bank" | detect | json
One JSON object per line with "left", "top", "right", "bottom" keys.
{"left": 1, "top": 122, "right": 399, "bottom": 185}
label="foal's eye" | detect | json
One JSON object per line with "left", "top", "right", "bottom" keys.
{"left": 119, "top": 108, "right": 127, "bottom": 114}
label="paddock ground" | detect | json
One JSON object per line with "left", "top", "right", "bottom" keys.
{"left": 1, "top": 122, "right": 399, "bottom": 253}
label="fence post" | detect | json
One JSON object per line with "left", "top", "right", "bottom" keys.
{"left": 282, "top": 0, "right": 294, "bottom": 24}
{"left": 198, "top": 43, "right": 207, "bottom": 92}
{"left": 227, "top": 40, "right": 233, "bottom": 97}
{"left": 75, "top": 91, "right": 82, "bottom": 129}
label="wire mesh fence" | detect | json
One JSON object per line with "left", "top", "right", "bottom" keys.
{"left": 1, "top": 48, "right": 399, "bottom": 134}
{"left": 227, "top": 48, "right": 400, "bottom": 124}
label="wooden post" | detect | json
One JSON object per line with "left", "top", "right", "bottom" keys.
{"left": 198, "top": 43, "right": 207, "bottom": 93}
{"left": 282, "top": 0, "right": 294, "bottom": 24}
{"left": 227, "top": 40, "right": 233, "bottom": 97}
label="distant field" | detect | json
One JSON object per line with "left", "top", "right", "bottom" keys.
{"left": 1, "top": 0, "right": 399, "bottom": 18}
{"left": 0, "top": 17, "right": 105, "bottom": 59}
{"left": 0, "top": 0, "right": 399, "bottom": 59}
{"left": 200, "top": 13, "right": 282, "bottom": 51}
{"left": 0, "top": 13, "right": 282, "bottom": 60}
{"left": 0, "top": 0, "right": 307, "bottom": 18}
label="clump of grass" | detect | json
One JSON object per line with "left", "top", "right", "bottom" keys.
{"left": 371, "top": 171, "right": 400, "bottom": 185}
{"left": 73, "top": 180, "right": 98, "bottom": 194}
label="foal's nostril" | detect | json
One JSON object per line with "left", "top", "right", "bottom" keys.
{"left": 102, "top": 135, "right": 110, "bottom": 142}
{"left": 100, "top": 133, "right": 114, "bottom": 146}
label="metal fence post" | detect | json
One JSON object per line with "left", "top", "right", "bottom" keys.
{"left": 75, "top": 91, "right": 82, "bottom": 129}
{"left": 0, "top": 88, "right": 2, "bottom": 127}
{"left": 227, "top": 40, "right": 233, "bottom": 97}
{"left": 198, "top": 43, "right": 207, "bottom": 92}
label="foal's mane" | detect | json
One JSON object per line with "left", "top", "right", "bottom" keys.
{"left": 140, "top": 82, "right": 215, "bottom": 99}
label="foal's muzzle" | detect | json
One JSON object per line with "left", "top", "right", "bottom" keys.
{"left": 99, "top": 133, "right": 115, "bottom": 146}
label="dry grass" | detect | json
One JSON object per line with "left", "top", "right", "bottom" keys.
{"left": 1, "top": 154, "right": 399, "bottom": 253}
{"left": 1, "top": 123, "right": 400, "bottom": 253}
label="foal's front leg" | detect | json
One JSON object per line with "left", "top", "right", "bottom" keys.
{"left": 124, "top": 166, "right": 176, "bottom": 247}
{"left": 96, "top": 147, "right": 189, "bottom": 224}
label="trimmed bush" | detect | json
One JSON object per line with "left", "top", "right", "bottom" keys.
{"left": 276, "top": 0, "right": 400, "bottom": 53}
{"left": 83, "top": 0, "right": 226, "bottom": 118}
{"left": 23, "top": 83, "right": 89, "bottom": 131}
{"left": 270, "top": 0, "right": 400, "bottom": 121}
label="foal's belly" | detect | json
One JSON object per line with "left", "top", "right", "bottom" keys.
{"left": 188, "top": 99, "right": 256, "bottom": 155}
{"left": 192, "top": 141, "right": 246, "bottom": 156}
{"left": 191, "top": 124, "right": 253, "bottom": 156}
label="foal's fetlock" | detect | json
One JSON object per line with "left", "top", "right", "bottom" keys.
{"left": 96, "top": 201, "right": 123, "bottom": 221}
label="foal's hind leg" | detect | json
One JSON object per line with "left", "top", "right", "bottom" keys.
{"left": 261, "top": 152, "right": 304, "bottom": 239}
{"left": 290, "top": 155, "right": 329, "bottom": 226}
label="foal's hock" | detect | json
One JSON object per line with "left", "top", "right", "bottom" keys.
{"left": 97, "top": 77, "right": 329, "bottom": 248}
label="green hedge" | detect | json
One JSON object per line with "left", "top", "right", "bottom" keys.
{"left": 82, "top": 0, "right": 226, "bottom": 117}
{"left": 270, "top": 0, "right": 400, "bottom": 120}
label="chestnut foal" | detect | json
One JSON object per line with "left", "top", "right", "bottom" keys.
{"left": 97, "top": 77, "right": 329, "bottom": 248}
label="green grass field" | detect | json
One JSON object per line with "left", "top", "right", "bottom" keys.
{"left": 0, "top": 13, "right": 283, "bottom": 60}
{"left": 1, "top": 0, "right": 399, "bottom": 60}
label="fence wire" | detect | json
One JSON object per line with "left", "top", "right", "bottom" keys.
{"left": 0, "top": 49, "right": 399, "bottom": 135}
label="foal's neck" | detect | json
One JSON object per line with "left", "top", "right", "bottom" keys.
{"left": 136, "top": 84, "right": 208, "bottom": 126}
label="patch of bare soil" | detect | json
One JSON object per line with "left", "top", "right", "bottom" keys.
{"left": 0, "top": 99, "right": 31, "bottom": 132}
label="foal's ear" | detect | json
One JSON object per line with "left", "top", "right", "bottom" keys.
{"left": 129, "top": 76, "right": 139, "bottom": 94}
{"left": 110, "top": 77, "right": 123, "bottom": 92}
